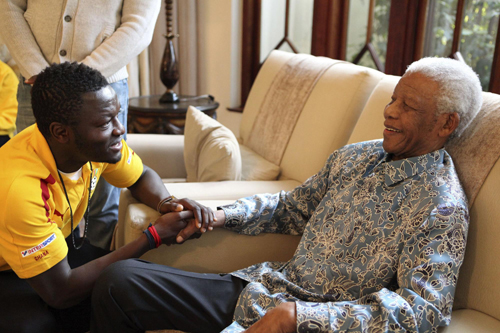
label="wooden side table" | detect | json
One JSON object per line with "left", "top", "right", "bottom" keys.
{"left": 127, "top": 94, "right": 219, "bottom": 134}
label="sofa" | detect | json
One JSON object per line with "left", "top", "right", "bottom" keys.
{"left": 115, "top": 50, "right": 500, "bottom": 332}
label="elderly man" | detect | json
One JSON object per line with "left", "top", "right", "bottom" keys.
{"left": 91, "top": 57, "right": 482, "bottom": 333}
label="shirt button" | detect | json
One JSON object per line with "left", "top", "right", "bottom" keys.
{"left": 64, "top": 15, "right": 72, "bottom": 22}
{"left": 60, "top": 50, "right": 67, "bottom": 57}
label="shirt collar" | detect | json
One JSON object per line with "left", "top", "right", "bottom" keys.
{"left": 383, "top": 149, "right": 445, "bottom": 186}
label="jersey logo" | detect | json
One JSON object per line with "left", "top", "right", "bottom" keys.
{"left": 40, "top": 174, "right": 56, "bottom": 222}
{"left": 21, "top": 233, "right": 57, "bottom": 257}
{"left": 90, "top": 168, "right": 99, "bottom": 192}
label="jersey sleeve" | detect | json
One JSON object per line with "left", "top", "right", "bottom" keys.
{"left": 0, "top": 177, "right": 68, "bottom": 279}
{"left": 101, "top": 139, "right": 144, "bottom": 188}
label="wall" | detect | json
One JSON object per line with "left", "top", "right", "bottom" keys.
{"left": 197, "top": 0, "right": 242, "bottom": 137}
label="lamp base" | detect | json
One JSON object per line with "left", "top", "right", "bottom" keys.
{"left": 160, "top": 90, "right": 179, "bottom": 103}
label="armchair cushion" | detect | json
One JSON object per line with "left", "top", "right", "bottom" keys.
{"left": 240, "top": 144, "right": 280, "bottom": 180}
{"left": 184, "top": 106, "right": 241, "bottom": 182}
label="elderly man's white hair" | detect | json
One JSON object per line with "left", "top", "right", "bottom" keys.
{"left": 405, "top": 57, "right": 483, "bottom": 138}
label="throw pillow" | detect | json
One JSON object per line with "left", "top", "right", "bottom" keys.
{"left": 184, "top": 106, "right": 241, "bottom": 182}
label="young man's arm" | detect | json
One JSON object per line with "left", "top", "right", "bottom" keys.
{"left": 27, "top": 209, "right": 192, "bottom": 309}
{"left": 128, "top": 165, "right": 216, "bottom": 233}
{"left": 25, "top": 164, "right": 200, "bottom": 309}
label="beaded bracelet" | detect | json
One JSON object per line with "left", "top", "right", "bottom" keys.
{"left": 143, "top": 223, "right": 156, "bottom": 249}
{"left": 148, "top": 225, "right": 162, "bottom": 248}
{"left": 143, "top": 223, "right": 162, "bottom": 249}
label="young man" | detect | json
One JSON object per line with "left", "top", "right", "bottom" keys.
{"left": 92, "top": 57, "right": 483, "bottom": 333}
{"left": 0, "top": 62, "right": 214, "bottom": 333}
{"left": 0, "top": 0, "right": 163, "bottom": 250}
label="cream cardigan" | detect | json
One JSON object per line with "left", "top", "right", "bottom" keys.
{"left": 0, "top": 0, "right": 161, "bottom": 83}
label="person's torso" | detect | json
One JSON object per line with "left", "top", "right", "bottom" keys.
{"left": 24, "top": 0, "right": 123, "bottom": 64}
{"left": 233, "top": 141, "right": 467, "bottom": 303}
{"left": 0, "top": 127, "right": 106, "bottom": 274}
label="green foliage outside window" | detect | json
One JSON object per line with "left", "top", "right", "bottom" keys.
{"left": 348, "top": 0, "right": 499, "bottom": 91}
{"left": 460, "top": 0, "right": 500, "bottom": 90}
{"left": 425, "top": 0, "right": 499, "bottom": 91}
{"left": 359, "top": 0, "right": 391, "bottom": 70}
{"left": 348, "top": 0, "right": 391, "bottom": 70}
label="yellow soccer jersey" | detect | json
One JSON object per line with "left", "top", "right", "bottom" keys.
{"left": 0, "top": 61, "right": 19, "bottom": 137}
{"left": 0, "top": 125, "right": 143, "bottom": 278}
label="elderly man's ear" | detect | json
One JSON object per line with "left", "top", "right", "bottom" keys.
{"left": 438, "top": 112, "right": 460, "bottom": 138}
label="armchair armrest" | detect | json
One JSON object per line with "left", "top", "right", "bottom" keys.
{"left": 127, "top": 134, "right": 186, "bottom": 179}
{"left": 115, "top": 197, "right": 301, "bottom": 273}
{"left": 113, "top": 180, "right": 301, "bottom": 251}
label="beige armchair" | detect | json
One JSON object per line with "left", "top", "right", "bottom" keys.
{"left": 116, "top": 50, "right": 500, "bottom": 332}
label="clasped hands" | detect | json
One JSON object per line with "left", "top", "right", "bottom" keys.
{"left": 153, "top": 197, "right": 216, "bottom": 245}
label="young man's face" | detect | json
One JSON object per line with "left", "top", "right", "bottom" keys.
{"left": 71, "top": 86, "right": 125, "bottom": 164}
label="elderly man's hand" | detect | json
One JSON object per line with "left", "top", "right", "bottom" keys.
{"left": 244, "top": 302, "right": 297, "bottom": 333}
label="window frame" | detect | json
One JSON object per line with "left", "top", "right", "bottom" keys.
{"left": 233, "top": 0, "right": 500, "bottom": 112}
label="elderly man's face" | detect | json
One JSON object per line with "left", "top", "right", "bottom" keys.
{"left": 383, "top": 72, "right": 449, "bottom": 160}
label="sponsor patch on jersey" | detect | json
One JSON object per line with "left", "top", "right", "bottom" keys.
{"left": 21, "top": 233, "right": 56, "bottom": 258}
{"left": 35, "top": 250, "right": 49, "bottom": 261}
{"left": 90, "top": 168, "right": 99, "bottom": 192}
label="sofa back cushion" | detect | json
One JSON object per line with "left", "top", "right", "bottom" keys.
{"left": 347, "top": 75, "right": 400, "bottom": 144}
{"left": 449, "top": 92, "right": 500, "bottom": 321}
{"left": 239, "top": 50, "right": 296, "bottom": 144}
{"left": 241, "top": 50, "right": 384, "bottom": 183}
{"left": 245, "top": 54, "right": 338, "bottom": 166}
{"left": 455, "top": 160, "right": 500, "bottom": 321}
{"left": 278, "top": 62, "right": 385, "bottom": 182}
{"left": 240, "top": 144, "right": 281, "bottom": 181}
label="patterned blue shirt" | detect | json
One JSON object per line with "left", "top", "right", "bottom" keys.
{"left": 220, "top": 140, "right": 468, "bottom": 333}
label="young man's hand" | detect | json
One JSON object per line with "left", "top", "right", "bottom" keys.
{"left": 153, "top": 210, "right": 193, "bottom": 245}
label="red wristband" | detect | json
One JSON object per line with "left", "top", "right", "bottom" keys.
{"left": 148, "top": 225, "right": 162, "bottom": 248}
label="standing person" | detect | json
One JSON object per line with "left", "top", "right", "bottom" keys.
{"left": 0, "top": 0, "right": 162, "bottom": 249}
{"left": 0, "top": 62, "right": 214, "bottom": 333}
{"left": 0, "top": 60, "right": 18, "bottom": 148}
